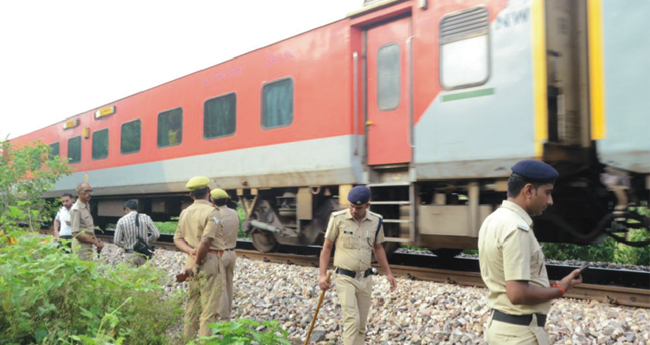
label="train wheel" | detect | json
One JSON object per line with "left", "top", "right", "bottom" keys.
{"left": 251, "top": 229, "right": 279, "bottom": 253}
{"left": 430, "top": 248, "right": 462, "bottom": 258}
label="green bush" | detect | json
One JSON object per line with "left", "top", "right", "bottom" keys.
{"left": 155, "top": 217, "right": 180, "bottom": 235}
{"left": 542, "top": 206, "right": 650, "bottom": 266}
{"left": 0, "top": 140, "right": 72, "bottom": 234}
{"left": 0, "top": 232, "right": 183, "bottom": 345}
{"left": 189, "top": 319, "right": 291, "bottom": 345}
{"left": 236, "top": 207, "right": 248, "bottom": 238}
{"left": 541, "top": 238, "right": 617, "bottom": 263}
{"left": 155, "top": 207, "right": 249, "bottom": 238}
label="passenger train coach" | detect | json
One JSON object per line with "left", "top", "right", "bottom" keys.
{"left": 11, "top": 0, "right": 650, "bottom": 254}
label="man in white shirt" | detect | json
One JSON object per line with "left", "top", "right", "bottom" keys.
{"left": 53, "top": 193, "right": 75, "bottom": 251}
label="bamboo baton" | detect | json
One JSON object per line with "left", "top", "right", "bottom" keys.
{"left": 304, "top": 271, "right": 332, "bottom": 345}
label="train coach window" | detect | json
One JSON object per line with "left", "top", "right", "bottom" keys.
{"left": 92, "top": 129, "right": 109, "bottom": 159}
{"left": 377, "top": 43, "right": 401, "bottom": 111}
{"left": 439, "top": 6, "right": 490, "bottom": 90}
{"left": 158, "top": 108, "right": 183, "bottom": 147}
{"left": 204, "top": 93, "right": 236, "bottom": 139}
{"left": 49, "top": 142, "right": 59, "bottom": 159}
{"left": 68, "top": 136, "right": 81, "bottom": 163}
{"left": 262, "top": 78, "right": 293, "bottom": 129}
{"left": 121, "top": 119, "right": 141, "bottom": 154}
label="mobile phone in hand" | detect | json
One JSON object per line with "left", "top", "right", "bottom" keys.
{"left": 578, "top": 262, "right": 589, "bottom": 278}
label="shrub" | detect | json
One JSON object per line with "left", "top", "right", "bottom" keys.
{"left": 155, "top": 217, "right": 180, "bottom": 235}
{"left": 541, "top": 238, "right": 617, "bottom": 263}
{"left": 0, "top": 140, "right": 72, "bottom": 235}
{"left": 189, "top": 319, "right": 291, "bottom": 345}
{"left": 155, "top": 206, "right": 249, "bottom": 238}
{"left": 0, "top": 232, "right": 183, "bottom": 344}
{"left": 236, "top": 206, "right": 248, "bottom": 238}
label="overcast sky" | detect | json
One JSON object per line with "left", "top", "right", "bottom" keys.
{"left": 0, "top": 0, "right": 361, "bottom": 140}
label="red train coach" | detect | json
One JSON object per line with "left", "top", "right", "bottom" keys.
{"left": 11, "top": 0, "right": 650, "bottom": 254}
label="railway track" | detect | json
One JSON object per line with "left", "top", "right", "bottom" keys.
{"left": 97, "top": 232, "right": 650, "bottom": 309}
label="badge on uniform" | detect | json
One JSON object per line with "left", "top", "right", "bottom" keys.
{"left": 517, "top": 224, "right": 530, "bottom": 232}
{"left": 213, "top": 217, "right": 220, "bottom": 225}
{"left": 344, "top": 230, "right": 353, "bottom": 235}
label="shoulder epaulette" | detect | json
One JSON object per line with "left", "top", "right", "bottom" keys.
{"left": 332, "top": 209, "right": 347, "bottom": 217}
{"left": 517, "top": 224, "right": 530, "bottom": 232}
{"left": 368, "top": 210, "right": 383, "bottom": 219}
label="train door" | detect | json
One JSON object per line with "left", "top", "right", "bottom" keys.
{"left": 365, "top": 16, "right": 412, "bottom": 166}
{"left": 545, "top": 0, "right": 590, "bottom": 148}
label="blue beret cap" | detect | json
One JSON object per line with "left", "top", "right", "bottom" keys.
{"left": 511, "top": 159, "right": 559, "bottom": 182}
{"left": 348, "top": 186, "right": 371, "bottom": 205}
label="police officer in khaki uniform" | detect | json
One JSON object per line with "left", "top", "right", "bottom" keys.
{"left": 478, "top": 160, "right": 583, "bottom": 345}
{"left": 210, "top": 188, "right": 239, "bottom": 321}
{"left": 173, "top": 177, "right": 226, "bottom": 339}
{"left": 318, "top": 186, "right": 397, "bottom": 345}
{"left": 70, "top": 182, "right": 104, "bottom": 260}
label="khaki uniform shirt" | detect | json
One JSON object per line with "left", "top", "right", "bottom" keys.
{"left": 174, "top": 199, "right": 224, "bottom": 251}
{"left": 217, "top": 206, "right": 239, "bottom": 250}
{"left": 70, "top": 199, "right": 95, "bottom": 236}
{"left": 324, "top": 209, "right": 385, "bottom": 272}
{"left": 478, "top": 200, "right": 551, "bottom": 315}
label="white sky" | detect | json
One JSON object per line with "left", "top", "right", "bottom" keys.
{"left": 0, "top": 0, "right": 361, "bottom": 140}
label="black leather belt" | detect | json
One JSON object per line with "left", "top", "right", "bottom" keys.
{"left": 492, "top": 310, "right": 546, "bottom": 327}
{"left": 336, "top": 267, "right": 375, "bottom": 279}
{"left": 225, "top": 248, "right": 236, "bottom": 251}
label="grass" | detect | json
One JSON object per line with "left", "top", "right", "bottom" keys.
{"left": 154, "top": 208, "right": 249, "bottom": 238}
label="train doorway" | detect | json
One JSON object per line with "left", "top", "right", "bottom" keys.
{"left": 365, "top": 16, "right": 412, "bottom": 166}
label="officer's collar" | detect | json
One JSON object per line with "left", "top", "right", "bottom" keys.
{"left": 345, "top": 208, "right": 371, "bottom": 222}
{"left": 194, "top": 199, "right": 212, "bottom": 206}
{"left": 501, "top": 200, "right": 533, "bottom": 226}
{"left": 75, "top": 199, "right": 89, "bottom": 209}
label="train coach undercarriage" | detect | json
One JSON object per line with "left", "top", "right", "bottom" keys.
{"left": 232, "top": 163, "right": 650, "bottom": 255}
{"left": 88, "top": 163, "right": 650, "bottom": 256}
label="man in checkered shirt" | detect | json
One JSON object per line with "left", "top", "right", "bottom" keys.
{"left": 114, "top": 199, "right": 160, "bottom": 267}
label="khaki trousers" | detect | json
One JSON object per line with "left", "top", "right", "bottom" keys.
{"left": 219, "top": 250, "right": 236, "bottom": 320}
{"left": 486, "top": 314, "right": 550, "bottom": 345}
{"left": 183, "top": 253, "right": 225, "bottom": 340}
{"left": 124, "top": 252, "right": 146, "bottom": 268}
{"left": 72, "top": 240, "right": 95, "bottom": 261}
{"left": 334, "top": 274, "right": 372, "bottom": 345}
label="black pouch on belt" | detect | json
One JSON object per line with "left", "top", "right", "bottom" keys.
{"left": 133, "top": 236, "right": 155, "bottom": 260}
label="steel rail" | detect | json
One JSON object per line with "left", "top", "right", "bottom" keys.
{"left": 96, "top": 234, "right": 649, "bottom": 308}
{"left": 233, "top": 249, "right": 650, "bottom": 309}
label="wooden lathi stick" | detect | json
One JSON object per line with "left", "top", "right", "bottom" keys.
{"left": 303, "top": 271, "right": 332, "bottom": 345}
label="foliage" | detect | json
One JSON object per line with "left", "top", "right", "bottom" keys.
{"left": 155, "top": 206, "right": 249, "bottom": 238}
{"left": 188, "top": 319, "right": 291, "bottom": 345}
{"left": 155, "top": 217, "right": 180, "bottom": 235}
{"left": 402, "top": 245, "right": 428, "bottom": 252}
{"left": 613, "top": 228, "right": 650, "bottom": 266}
{"left": 541, "top": 238, "right": 618, "bottom": 263}
{"left": 236, "top": 206, "right": 248, "bottom": 238}
{"left": 0, "top": 231, "right": 183, "bottom": 345}
{"left": 542, "top": 206, "right": 650, "bottom": 266}
{"left": 0, "top": 140, "right": 72, "bottom": 234}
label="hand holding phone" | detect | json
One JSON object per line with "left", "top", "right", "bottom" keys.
{"left": 578, "top": 262, "right": 590, "bottom": 278}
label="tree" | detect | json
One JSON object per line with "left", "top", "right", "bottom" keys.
{"left": 0, "top": 139, "right": 72, "bottom": 236}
